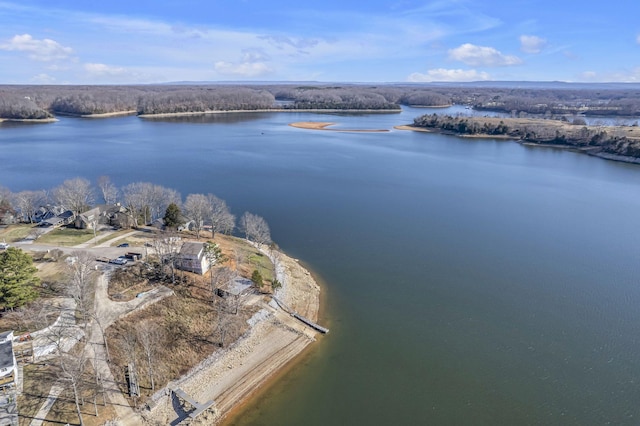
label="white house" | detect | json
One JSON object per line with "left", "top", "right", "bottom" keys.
{"left": 176, "top": 242, "right": 211, "bottom": 275}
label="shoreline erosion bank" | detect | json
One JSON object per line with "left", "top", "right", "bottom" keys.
{"left": 142, "top": 246, "right": 323, "bottom": 425}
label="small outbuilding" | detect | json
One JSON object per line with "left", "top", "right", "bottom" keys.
{"left": 0, "top": 331, "right": 18, "bottom": 388}
{"left": 215, "top": 277, "right": 253, "bottom": 299}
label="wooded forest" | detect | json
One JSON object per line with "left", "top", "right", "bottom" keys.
{"left": 412, "top": 114, "right": 640, "bottom": 160}
{"left": 2, "top": 83, "right": 640, "bottom": 119}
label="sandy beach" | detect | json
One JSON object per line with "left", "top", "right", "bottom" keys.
{"left": 0, "top": 117, "right": 58, "bottom": 123}
{"left": 142, "top": 248, "right": 322, "bottom": 425}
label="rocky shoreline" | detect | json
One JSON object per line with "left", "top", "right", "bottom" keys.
{"left": 141, "top": 247, "right": 322, "bottom": 425}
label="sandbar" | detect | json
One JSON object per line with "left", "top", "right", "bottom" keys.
{"left": 290, "top": 121, "right": 389, "bottom": 132}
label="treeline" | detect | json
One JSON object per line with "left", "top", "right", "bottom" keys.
{"left": 0, "top": 84, "right": 461, "bottom": 118}
{"left": 412, "top": 114, "right": 640, "bottom": 159}
{"left": 0, "top": 93, "right": 53, "bottom": 119}
{"left": 4, "top": 83, "right": 640, "bottom": 120}
{"left": 0, "top": 176, "right": 272, "bottom": 246}
{"left": 0, "top": 85, "right": 405, "bottom": 118}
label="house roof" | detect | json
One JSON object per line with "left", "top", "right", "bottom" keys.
{"left": 179, "top": 242, "right": 205, "bottom": 257}
{"left": 42, "top": 216, "right": 63, "bottom": 226}
{"left": 58, "top": 210, "right": 74, "bottom": 219}
{"left": 0, "top": 331, "right": 11, "bottom": 343}
{"left": 0, "top": 341, "right": 13, "bottom": 370}
{"left": 221, "top": 277, "right": 252, "bottom": 296}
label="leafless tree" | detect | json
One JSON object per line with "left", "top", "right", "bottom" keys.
{"left": 136, "top": 320, "right": 164, "bottom": 392}
{"left": 207, "top": 194, "right": 235, "bottom": 236}
{"left": 122, "top": 182, "right": 148, "bottom": 227}
{"left": 214, "top": 307, "right": 238, "bottom": 347}
{"left": 54, "top": 177, "right": 94, "bottom": 214}
{"left": 149, "top": 184, "right": 181, "bottom": 223}
{"left": 14, "top": 190, "right": 45, "bottom": 223}
{"left": 58, "top": 351, "right": 88, "bottom": 426}
{"left": 210, "top": 266, "right": 236, "bottom": 300}
{"left": 184, "top": 193, "right": 212, "bottom": 239}
{"left": 151, "top": 229, "right": 182, "bottom": 283}
{"left": 239, "top": 212, "right": 271, "bottom": 245}
{"left": 65, "top": 251, "right": 96, "bottom": 329}
{"left": 122, "top": 182, "right": 180, "bottom": 226}
{"left": 97, "top": 175, "right": 119, "bottom": 205}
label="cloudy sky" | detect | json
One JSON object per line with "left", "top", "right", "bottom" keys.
{"left": 0, "top": 0, "right": 638, "bottom": 84}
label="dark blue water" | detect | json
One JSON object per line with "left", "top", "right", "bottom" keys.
{"left": 2, "top": 108, "right": 640, "bottom": 425}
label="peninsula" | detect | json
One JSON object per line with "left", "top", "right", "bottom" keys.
{"left": 401, "top": 114, "right": 640, "bottom": 163}
{"left": 0, "top": 179, "right": 324, "bottom": 425}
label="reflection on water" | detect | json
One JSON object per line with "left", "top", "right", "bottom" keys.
{"left": 140, "top": 111, "right": 276, "bottom": 124}
{"left": 1, "top": 108, "right": 640, "bottom": 425}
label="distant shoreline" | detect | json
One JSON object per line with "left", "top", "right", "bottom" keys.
{"left": 139, "top": 108, "right": 401, "bottom": 118}
{"left": 55, "top": 110, "right": 138, "bottom": 118}
{"left": 0, "top": 117, "right": 58, "bottom": 123}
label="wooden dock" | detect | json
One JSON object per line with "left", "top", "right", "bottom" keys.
{"left": 273, "top": 297, "right": 329, "bottom": 334}
{"left": 171, "top": 387, "right": 215, "bottom": 420}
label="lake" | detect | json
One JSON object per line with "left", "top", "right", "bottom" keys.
{"left": 2, "top": 107, "right": 640, "bottom": 425}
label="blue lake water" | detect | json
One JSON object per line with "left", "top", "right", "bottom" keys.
{"left": 2, "top": 106, "right": 640, "bottom": 425}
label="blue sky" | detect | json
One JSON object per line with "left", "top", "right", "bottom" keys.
{"left": 0, "top": 0, "right": 638, "bottom": 84}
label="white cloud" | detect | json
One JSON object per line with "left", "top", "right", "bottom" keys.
{"left": 520, "top": 35, "right": 547, "bottom": 54}
{"left": 83, "top": 63, "right": 154, "bottom": 82}
{"left": 408, "top": 68, "right": 490, "bottom": 82}
{"left": 0, "top": 34, "right": 73, "bottom": 61}
{"left": 84, "top": 63, "right": 128, "bottom": 76}
{"left": 214, "top": 61, "right": 273, "bottom": 78}
{"left": 579, "top": 69, "right": 640, "bottom": 82}
{"left": 448, "top": 43, "right": 522, "bottom": 67}
{"left": 30, "top": 73, "right": 56, "bottom": 84}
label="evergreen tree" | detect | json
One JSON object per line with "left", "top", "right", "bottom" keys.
{"left": 251, "top": 269, "right": 264, "bottom": 288}
{"left": 0, "top": 247, "right": 39, "bottom": 309}
{"left": 163, "top": 202, "right": 183, "bottom": 229}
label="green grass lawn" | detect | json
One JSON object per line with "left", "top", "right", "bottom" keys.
{"left": 247, "top": 250, "right": 275, "bottom": 282}
{"left": 37, "top": 227, "right": 95, "bottom": 246}
{"left": 0, "top": 224, "right": 35, "bottom": 242}
{"left": 93, "top": 229, "right": 133, "bottom": 246}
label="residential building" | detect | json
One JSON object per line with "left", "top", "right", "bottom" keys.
{"left": 176, "top": 242, "right": 211, "bottom": 275}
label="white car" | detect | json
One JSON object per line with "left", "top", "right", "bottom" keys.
{"left": 109, "top": 258, "right": 128, "bottom": 265}
{"left": 0, "top": 243, "right": 9, "bottom": 250}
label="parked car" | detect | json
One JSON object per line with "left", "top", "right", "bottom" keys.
{"left": 0, "top": 243, "right": 9, "bottom": 250}
{"left": 109, "top": 258, "right": 128, "bottom": 265}
{"left": 117, "top": 243, "right": 129, "bottom": 248}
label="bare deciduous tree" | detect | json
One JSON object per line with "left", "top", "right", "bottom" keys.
{"left": 136, "top": 320, "right": 164, "bottom": 392}
{"left": 184, "top": 193, "right": 212, "bottom": 239}
{"left": 58, "top": 351, "right": 88, "bottom": 426}
{"left": 151, "top": 229, "right": 182, "bottom": 283}
{"left": 122, "top": 182, "right": 181, "bottom": 226}
{"left": 210, "top": 266, "right": 236, "bottom": 300}
{"left": 65, "top": 251, "right": 96, "bottom": 330}
{"left": 54, "top": 177, "right": 94, "bottom": 214}
{"left": 97, "top": 175, "right": 119, "bottom": 205}
{"left": 239, "top": 212, "right": 271, "bottom": 245}
{"left": 207, "top": 194, "right": 235, "bottom": 236}
{"left": 14, "top": 190, "right": 45, "bottom": 223}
